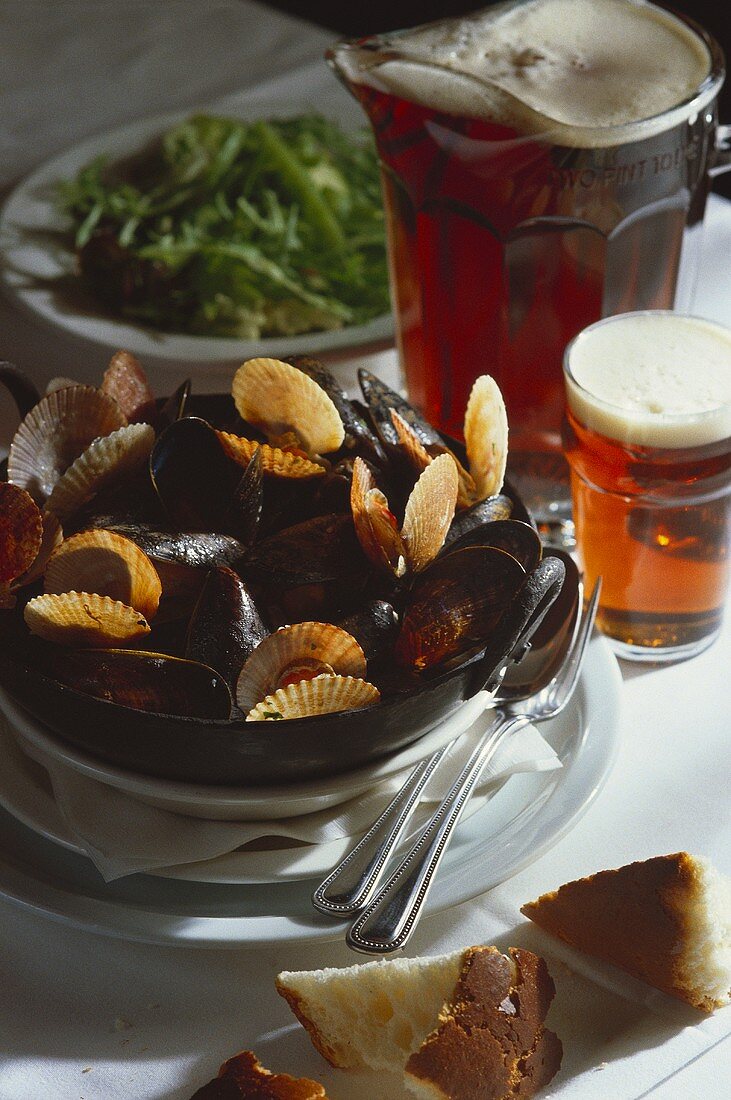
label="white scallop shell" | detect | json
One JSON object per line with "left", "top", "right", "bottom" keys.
{"left": 45, "top": 423, "right": 155, "bottom": 522}
{"left": 245, "top": 674, "right": 380, "bottom": 721}
{"left": 236, "top": 622, "right": 366, "bottom": 714}
{"left": 464, "top": 374, "right": 509, "bottom": 501}
{"left": 7, "top": 385, "right": 126, "bottom": 503}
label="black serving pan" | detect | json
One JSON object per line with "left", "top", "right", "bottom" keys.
{"left": 0, "top": 391, "right": 565, "bottom": 786}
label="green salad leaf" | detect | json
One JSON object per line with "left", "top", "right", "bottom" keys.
{"left": 56, "top": 113, "right": 390, "bottom": 339}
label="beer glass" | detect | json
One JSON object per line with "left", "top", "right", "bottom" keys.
{"left": 328, "top": 2, "right": 731, "bottom": 531}
{"left": 562, "top": 311, "right": 731, "bottom": 662}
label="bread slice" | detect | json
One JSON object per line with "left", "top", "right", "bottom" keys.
{"left": 521, "top": 852, "right": 731, "bottom": 1013}
{"left": 276, "top": 945, "right": 561, "bottom": 1099}
{"left": 189, "top": 1050, "right": 328, "bottom": 1099}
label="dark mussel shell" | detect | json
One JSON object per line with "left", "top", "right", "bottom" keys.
{"left": 155, "top": 378, "right": 191, "bottom": 434}
{"left": 228, "top": 447, "right": 263, "bottom": 547}
{"left": 98, "top": 523, "right": 248, "bottom": 570}
{"left": 185, "top": 567, "right": 269, "bottom": 694}
{"left": 243, "top": 513, "right": 367, "bottom": 587}
{"left": 150, "top": 416, "right": 250, "bottom": 533}
{"left": 337, "top": 599, "right": 399, "bottom": 662}
{"left": 395, "top": 546, "right": 527, "bottom": 672}
{"left": 287, "top": 355, "right": 387, "bottom": 468}
{"left": 358, "top": 368, "right": 443, "bottom": 451}
{"left": 443, "top": 494, "right": 513, "bottom": 549}
{"left": 31, "top": 648, "right": 232, "bottom": 718}
{"left": 446, "top": 519, "right": 543, "bottom": 572}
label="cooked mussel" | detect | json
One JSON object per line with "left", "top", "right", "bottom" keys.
{"left": 185, "top": 566, "right": 269, "bottom": 694}
{"left": 337, "top": 600, "right": 399, "bottom": 662}
{"left": 358, "top": 368, "right": 443, "bottom": 451}
{"left": 395, "top": 546, "right": 526, "bottom": 672}
{"left": 39, "top": 647, "right": 232, "bottom": 717}
{"left": 243, "top": 513, "right": 367, "bottom": 587}
{"left": 445, "top": 518, "right": 542, "bottom": 571}
{"left": 443, "top": 495, "right": 513, "bottom": 550}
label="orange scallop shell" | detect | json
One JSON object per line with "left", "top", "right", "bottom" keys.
{"left": 216, "top": 432, "right": 325, "bottom": 479}
{"left": 44, "top": 529, "right": 162, "bottom": 621}
{"left": 0, "top": 482, "right": 43, "bottom": 585}
{"left": 245, "top": 673, "right": 380, "bottom": 721}
{"left": 24, "top": 592, "right": 150, "bottom": 647}
{"left": 232, "top": 358, "right": 344, "bottom": 456}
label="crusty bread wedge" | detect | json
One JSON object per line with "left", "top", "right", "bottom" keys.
{"left": 276, "top": 945, "right": 561, "bottom": 1099}
{"left": 189, "top": 1049, "right": 328, "bottom": 1099}
{"left": 521, "top": 852, "right": 731, "bottom": 1012}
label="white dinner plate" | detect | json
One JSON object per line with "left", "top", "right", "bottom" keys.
{"left": 0, "top": 689, "right": 490, "bottom": 821}
{"left": 0, "top": 636, "right": 621, "bottom": 946}
{"left": 0, "top": 106, "right": 393, "bottom": 365}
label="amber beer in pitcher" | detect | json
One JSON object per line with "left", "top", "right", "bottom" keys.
{"left": 329, "top": 0, "right": 731, "bottom": 522}
{"left": 563, "top": 312, "right": 731, "bottom": 661}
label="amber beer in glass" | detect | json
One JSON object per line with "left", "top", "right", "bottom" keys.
{"left": 563, "top": 312, "right": 731, "bottom": 661}
{"left": 329, "top": 0, "right": 731, "bottom": 525}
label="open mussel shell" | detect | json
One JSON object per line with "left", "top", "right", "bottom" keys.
{"left": 445, "top": 518, "right": 542, "bottom": 571}
{"left": 37, "top": 648, "right": 232, "bottom": 718}
{"left": 337, "top": 600, "right": 399, "bottom": 662}
{"left": 395, "top": 546, "right": 527, "bottom": 672}
{"left": 243, "top": 513, "right": 366, "bottom": 587}
{"left": 358, "top": 368, "right": 443, "bottom": 451}
{"left": 43, "top": 529, "right": 162, "bottom": 621}
{"left": 185, "top": 567, "right": 269, "bottom": 695}
{"left": 156, "top": 379, "right": 191, "bottom": 434}
{"left": 443, "top": 494, "right": 513, "bottom": 550}
{"left": 150, "top": 416, "right": 246, "bottom": 532}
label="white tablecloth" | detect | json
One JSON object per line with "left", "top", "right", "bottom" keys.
{"left": 0, "top": 4, "right": 729, "bottom": 1098}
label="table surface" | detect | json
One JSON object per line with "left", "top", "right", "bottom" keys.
{"left": 0, "top": 4, "right": 729, "bottom": 1099}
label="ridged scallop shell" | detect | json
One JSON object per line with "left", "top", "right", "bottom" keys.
{"left": 45, "top": 423, "right": 155, "bottom": 522}
{"left": 232, "top": 358, "right": 344, "bottom": 456}
{"left": 216, "top": 432, "right": 325, "bottom": 479}
{"left": 24, "top": 592, "right": 150, "bottom": 647}
{"left": 350, "top": 456, "right": 405, "bottom": 577}
{"left": 401, "top": 453, "right": 458, "bottom": 573}
{"left": 44, "top": 529, "right": 162, "bottom": 620}
{"left": 7, "top": 385, "right": 126, "bottom": 503}
{"left": 9, "top": 509, "right": 63, "bottom": 592}
{"left": 391, "top": 410, "right": 477, "bottom": 509}
{"left": 236, "top": 621, "right": 367, "bottom": 714}
{"left": 245, "top": 674, "right": 380, "bottom": 721}
{"left": 0, "top": 483, "right": 43, "bottom": 584}
{"left": 100, "top": 350, "right": 156, "bottom": 423}
{"left": 464, "top": 374, "right": 509, "bottom": 500}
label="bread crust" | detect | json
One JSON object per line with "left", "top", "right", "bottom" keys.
{"left": 274, "top": 981, "right": 357, "bottom": 1068}
{"left": 521, "top": 852, "right": 722, "bottom": 1011}
{"left": 404, "top": 947, "right": 562, "bottom": 1100}
{"left": 189, "top": 1050, "right": 328, "bottom": 1099}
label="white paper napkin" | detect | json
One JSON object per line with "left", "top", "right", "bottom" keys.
{"left": 25, "top": 708, "right": 560, "bottom": 881}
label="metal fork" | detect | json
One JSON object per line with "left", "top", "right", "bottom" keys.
{"left": 343, "top": 575, "right": 601, "bottom": 956}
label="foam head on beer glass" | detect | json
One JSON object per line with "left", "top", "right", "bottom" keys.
{"left": 328, "top": 0, "right": 731, "bottom": 534}
{"left": 562, "top": 311, "right": 731, "bottom": 662}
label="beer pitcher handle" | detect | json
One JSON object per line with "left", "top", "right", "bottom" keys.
{"left": 709, "top": 124, "right": 731, "bottom": 177}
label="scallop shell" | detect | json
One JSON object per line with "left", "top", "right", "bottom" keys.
{"left": 232, "top": 358, "right": 344, "bottom": 456}
{"left": 7, "top": 385, "right": 127, "bottom": 503}
{"left": 464, "top": 374, "right": 509, "bottom": 500}
{"left": 245, "top": 674, "right": 380, "bottom": 721}
{"left": 350, "top": 456, "right": 405, "bottom": 577}
{"left": 45, "top": 377, "right": 81, "bottom": 394}
{"left": 216, "top": 432, "right": 325, "bottom": 479}
{"left": 401, "top": 452, "right": 458, "bottom": 573}
{"left": 44, "top": 529, "right": 162, "bottom": 620}
{"left": 100, "top": 350, "right": 156, "bottom": 423}
{"left": 10, "top": 510, "right": 64, "bottom": 592}
{"left": 390, "top": 409, "right": 476, "bottom": 509}
{"left": 45, "top": 423, "right": 155, "bottom": 522}
{"left": 0, "top": 482, "right": 43, "bottom": 584}
{"left": 24, "top": 592, "right": 150, "bottom": 647}
{"left": 236, "top": 621, "right": 367, "bottom": 714}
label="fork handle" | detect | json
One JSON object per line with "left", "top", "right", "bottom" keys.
{"left": 346, "top": 710, "right": 527, "bottom": 955}
{"left": 312, "top": 743, "right": 453, "bottom": 917}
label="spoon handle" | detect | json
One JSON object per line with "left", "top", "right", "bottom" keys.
{"left": 311, "top": 743, "right": 453, "bottom": 917}
{"left": 346, "top": 710, "right": 521, "bottom": 955}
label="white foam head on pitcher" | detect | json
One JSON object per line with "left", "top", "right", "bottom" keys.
{"left": 564, "top": 312, "right": 731, "bottom": 448}
{"left": 352, "top": 0, "right": 717, "bottom": 148}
